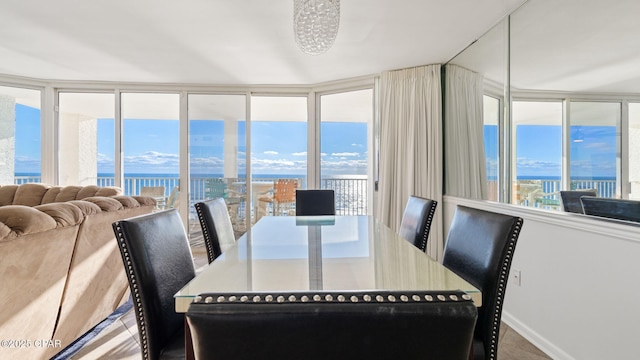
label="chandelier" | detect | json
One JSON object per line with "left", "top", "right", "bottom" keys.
{"left": 293, "top": 0, "right": 340, "bottom": 55}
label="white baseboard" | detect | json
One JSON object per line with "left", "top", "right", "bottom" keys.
{"left": 502, "top": 311, "right": 575, "bottom": 360}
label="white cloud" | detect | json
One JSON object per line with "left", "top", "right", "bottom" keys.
{"left": 331, "top": 152, "right": 359, "bottom": 157}
{"left": 264, "top": 151, "right": 278, "bottom": 155}
{"left": 292, "top": 152, "right": 307, "bottom": 156}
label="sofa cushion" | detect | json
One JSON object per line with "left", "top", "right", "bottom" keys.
{"left": 55, "top": 186, "right": 83, "bottom": 202}
{"left": 0, "top": 185, "right": 19, "bottom": 206}
{"left": 95, "top": 186, "right": 121, "bottom": 197}
{"left": 131, "top": 195, "right": 157, "bottom": 207}
{"left": 80, "top": 197, "right": 125, "bottom": 212}
{"left": 35, "top": 203, "right": 85, "bottom": 228}
{"left": 0, "top": 205, "right": 57, "bottom": 240}
{"left": 13, "top": 184, "right": 50, "bottom": 206}
{"left": 68, "top": 200, "right": 102, "bottom": 216}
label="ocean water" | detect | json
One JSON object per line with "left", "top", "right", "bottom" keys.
{"left": 14, "top": 173, "right": 369, "bottom": 214}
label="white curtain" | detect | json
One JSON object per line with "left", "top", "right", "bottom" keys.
{"left": 376, "top": 64, "right": 443, "bottom": 260}
{"left": 444, "top": 64, "right": 487, "bottom": 199}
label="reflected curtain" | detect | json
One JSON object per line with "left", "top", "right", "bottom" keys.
{"left": 377, "top": 65, "right": 443, "bottom": 260}
{"left": 444, "top": 64, "right": 487, "bottom": 199}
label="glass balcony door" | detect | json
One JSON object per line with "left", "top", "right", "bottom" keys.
{"left": 511, "top": 101, "right": 563, "bottom": 209}
{"left": 319, "top": 89, "right": 373, "bottom": 215}
{"left": 0, "top": 86, "right": 41, "bottom": 184}
{"left": 250, "top": 96, "right": 308, "bottom": 222}
{"left": 58, "top": 92, "right": 114, "bottom": 187}
{"left": 188, "top": 94, "right": 247, "bottom": 236}
{"left": 121, "top": 93, "right": 180, "bottom": 206}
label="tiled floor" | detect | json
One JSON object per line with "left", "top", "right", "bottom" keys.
{"left": 70, "top": 241, "right": 551, "bottom": 360}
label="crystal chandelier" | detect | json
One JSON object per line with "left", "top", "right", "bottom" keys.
{"left": 293, "top": 0, "right": 340, "bottom": 55}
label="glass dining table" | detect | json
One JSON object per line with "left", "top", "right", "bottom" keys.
{"left": 175, "top": 215, "right": 480, "bottom": 312}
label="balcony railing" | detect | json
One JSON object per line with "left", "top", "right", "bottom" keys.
{"left": 514, "top": 179, "right": 617, "bottom": 210}
{"left": 15, "top": 175, "right": 616, "bottom": 213}
{"left": 14, "top": 175, "right": 369, "bottom": 216}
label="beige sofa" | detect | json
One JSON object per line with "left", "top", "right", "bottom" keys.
{"left": 0, "top": 183, "right": 155, "bottom": 359}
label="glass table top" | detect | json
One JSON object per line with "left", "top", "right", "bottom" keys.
{"left": 175, "top": 215, "right": 480, "bottom": 312}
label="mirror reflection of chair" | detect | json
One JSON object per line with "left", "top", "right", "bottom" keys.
{"left": 559, "top": 189, "right": 597, "bottom": 214}
{"left": 195, "top": 198, "right": 237, "bottom": 264}
{"left": 112, "top": 209, "right": 195, "bottom": 360}
{"left": 398, "top": 195, "right": 438, "bottom": 253}
{"left": 442, "top": 206, "right": 524, "bottom": 360}
{"left": 187, "top": 290, "right": 477, "bottom": 360}
{"left": 580, "top": 196, "right": 640, "bottom": 223}
{"left": 258, "top": 179, "right": 297, "bottom": 216}
{"left": 295, "top": 189, "right": 336, "bottom": 216}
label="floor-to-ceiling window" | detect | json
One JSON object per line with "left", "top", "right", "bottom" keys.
{"left": 0, "top": 78, "right": 377, "bottom": 236}
{"left": 483, "top": 95, "right": 500, "bottom": 201}
{"left": 250, "top": 95, "right": 308, "bottom": 222}
{"left": 319, "top": 89, "right": 372, "bottom": 215}
{"left": 58, "top": 92, "right": 115, "bottom": 186}
{"left": 188, "top": 93, "right": 247, "bottom": 235}
{"left": 0, "top": 86, "right": 41, "bottom": 184}
{"left": 121, "top": 93, "right": 180, "bottom": 202}
{"left": 630, "top": 103, "right": 640, "bottom": 200}
{"left": 569, "top": 101, "right": 620, "bottom": 198}
{"left": 511, "top": 100, "right": 562, "bottom": 208}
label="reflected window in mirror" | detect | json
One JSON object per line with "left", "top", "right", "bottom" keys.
{"left": 483, "top": 95, "right": 500, "bottom": 201}
{"left": 630, "top": 103, "right": 640, "bottom": 200}
{"left": 569, "top": 102, "right": 620, "bottom": 199}
{"left": 512, "top": 101, "right": 562, "bottom": 209}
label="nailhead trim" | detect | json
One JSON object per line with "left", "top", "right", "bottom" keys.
{"left": 195, "top": 203, "right": 216, "bottom": 264}
{"left": 487, "top": 217, "right": 523, "bottom": 360}
{"left": 191, "top": 291, "right": 474, "bottom": 305}
{"left": 418, "top": 200, "right": 438, "bottom": 252}
{"left": 114, "top": 223, "right": 150, "bottom": 360}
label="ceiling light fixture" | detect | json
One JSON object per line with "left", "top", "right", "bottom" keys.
{"left": 293, "top": 0, "right": 340, "bottom": 55}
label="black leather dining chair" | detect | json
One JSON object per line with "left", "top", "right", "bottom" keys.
{"left": 112, "top": 209, "right": 195, "bottom": 360}
{"left": 398, "top": 195, "right": 438, "bottom": 252}
{"left": 295, "top": 189, "right": 336, "bottom": 216}
{"left": 186, "top": 290, "right": 477, "bottom": 360}
{"left": 442, "top": 206, "right": 524, "bottom": 360}
{"left": 195, "top": 198, "right": 236, "bottom": 264}
{"left": 580, "top": 196, "right": 640, "bottom": 223}
{"left": 559, "top": 189, "right": 597, "bottom": 213}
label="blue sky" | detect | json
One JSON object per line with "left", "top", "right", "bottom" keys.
{"left": 484, "top": 124, "right": 617, "bottom": 178}
{"left": 28, "top": 108, "right": 368, "bottom": 175}
{"left": 14, "top": 104, "right": 616, "bottom": 178}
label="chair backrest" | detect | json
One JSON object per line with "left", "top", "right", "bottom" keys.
{"left": 398, "top": 195, "right": 438, "bottom": 252}
{"left": 560, "top": 189, "right": 597, "bottom": 213}
{"left": 112, "top": 209, "right": 196, "bottom": 360}
{"left": 166, "top": 186, "right": 180, "bottom": 209}
{"left": 205, "top": 178, "right": 227, "bottom": 199}
{"left": 187, "top": 290, "right": 477, "bottom": 360}
{"left": 274, "top": 179, "right": 297, "bottom": 203}
{"left": 295, "top": 189, "right": 336, "bottom": 216}
{"left": 442, "top": 206, "right": 523, "bottom": 360}
{"left": 580, "top": 196, "right": 640, "bottom": 223}
{"left": 195, "top": 198, "right": 236, "bottom": 263}
{"left": 140, "top": 186, "right": 165, "bottom": 198}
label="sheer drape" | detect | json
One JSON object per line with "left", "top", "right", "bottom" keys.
{"left": 444, "top": 64, "right": 487, "bottom": 199}
{"left": 376, "top": 65, "right": 443, "bottom": 260}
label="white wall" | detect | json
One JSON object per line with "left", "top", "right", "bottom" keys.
{"left": 443, "top": 196, "right": 640, "bottom": 360}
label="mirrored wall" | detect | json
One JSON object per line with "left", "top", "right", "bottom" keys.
{"left": 446, "top": 0, "right": 640, "bottom": 218}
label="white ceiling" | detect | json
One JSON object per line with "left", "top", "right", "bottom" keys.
{"left": 451, "top": 0, "right": 640, "bottom": 95}
{"left": 0, "top": 0, "right": 526, "bottom": 85}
